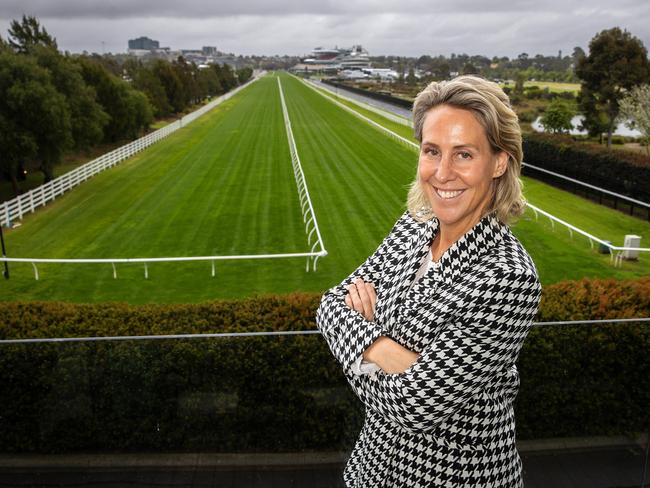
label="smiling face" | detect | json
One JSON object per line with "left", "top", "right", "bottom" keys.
{"left": 418, "top": 104, "right": 508, "bottom": 241}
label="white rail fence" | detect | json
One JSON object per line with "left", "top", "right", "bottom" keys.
{"left": 0, "top": 73, "right": 329, "bottom": 280}
{"left": 302, "top": 77, "right": 416, "bottom": 150}
{"left": 277, "top": 77, "right": 328, "bottom": 271}
{"left": 309, "top": 78, "right": 650, "bottom": 212}
{"left": 1, "top": 74, "right": 263, "bottom": 228}
{"left": 1, "top": 252, "right": 329, "bottom": 281}
{"left": 298, "top": 75, "right": 650, "bottom": 266}
{"left": 520, "top": 162, "right": 650, "bottom": 210}
{"left": 314, "top": 80, "right": 413, "bottom": 127}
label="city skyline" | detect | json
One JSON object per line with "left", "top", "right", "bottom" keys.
{"left": 0, "top": 0, "right": 649, "bottom": 58}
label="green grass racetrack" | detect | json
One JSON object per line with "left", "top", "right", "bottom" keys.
{"left": 1, "top": 73, "right": 649, "bottom": 303}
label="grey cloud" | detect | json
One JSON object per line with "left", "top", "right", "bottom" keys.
{"left": 0, "top": 1, "right": 648, "bottom": 57}
{"left": 0, "top": 0, "right": 595, "bottom": 19}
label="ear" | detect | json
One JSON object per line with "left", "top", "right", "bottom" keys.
{"left": 492, "top": 151, "right": 509, "bottom": 178}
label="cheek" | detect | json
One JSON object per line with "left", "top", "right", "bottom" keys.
{"left": 459, "top": 164, "right": 494, "bottom": 187}
{"left": 417, "top": 159, "right": 432, "bottom": 180}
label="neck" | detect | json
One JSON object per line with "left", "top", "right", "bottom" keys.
{"left": 431, "top": 212, "right": 490, "bottom": 261}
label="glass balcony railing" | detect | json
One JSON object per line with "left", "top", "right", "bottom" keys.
{"left": 0, "top": 319, "right": 648, "bottom": 487}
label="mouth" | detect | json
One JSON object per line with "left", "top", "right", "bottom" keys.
{"left": 434, "top": 187, "right": 465, "bottom": 200}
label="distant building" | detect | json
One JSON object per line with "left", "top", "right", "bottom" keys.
{"left": 362, "top": 68, "right": 399, "bottom": 81}
{"left": 297, "top": 45, "right": 371, "bottom": 73}
{"left": 202, "top": 46, "right": 218, "bottom": 55}
{"left": 128, "top": 36, "right": 159, "bottom": 50}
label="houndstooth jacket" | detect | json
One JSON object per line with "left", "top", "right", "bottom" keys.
{"left": 316, "top": 209, "right": 542, "bottom": 487}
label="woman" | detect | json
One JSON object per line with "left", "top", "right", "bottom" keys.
{"left": 316, "top": 75, "right": 542, "bottom": 487}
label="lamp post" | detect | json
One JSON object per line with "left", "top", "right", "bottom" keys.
{"left": 0, "top": 223, "right": 8, "bottom": 279}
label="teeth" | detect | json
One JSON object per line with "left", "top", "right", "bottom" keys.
{"left": 436, "top": 189, "right": 463, "bottom": 199}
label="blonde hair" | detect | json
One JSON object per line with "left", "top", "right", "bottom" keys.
{"left": 407, "top": 75, "right": 525, "bottom": 225}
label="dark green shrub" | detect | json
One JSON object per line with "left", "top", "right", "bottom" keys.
{"left": 0, "top": 278, "right": 648, "bottom": 452}
{"left": 523, "top": 132, "right": 650, "bottom": 201}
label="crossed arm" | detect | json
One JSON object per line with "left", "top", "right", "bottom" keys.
{"left": 345, "top": 277, "right": 419, "bottom": 374}
{"left": 315, "top": 211, "right": 418, "bottom": 377}
{"left": 317, "top": 250, "right": 541, "bottom": 433}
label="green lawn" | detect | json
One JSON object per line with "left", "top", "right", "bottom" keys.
{"left": 1, "top": 73, "right": 648, "bottom": 304}
{"left": 302, "top": 78, "right": 650, "bottom": 284}
{"left": 498, "top": 81, "right": 581, "bottom": 94}
{"left": 1, "top": 75, "right": 305, "bottom": 302}
{"left": 0, "top": 74, "right": 416, "bottom": 303}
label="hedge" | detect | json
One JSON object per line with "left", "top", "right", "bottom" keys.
{"left": 321, "top": 79, "right": 413, "bottom": 110}
{"left": 522, "top": 132, "right": 650, "bottom": 202}
{"left": 0, "top": 277, "right": 648, "bottom": 453}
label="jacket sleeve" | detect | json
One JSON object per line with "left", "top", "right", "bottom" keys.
{"left": 315, "top": 210, "right": 409, "bottom": 375}
{"left": 344, "top": 265, "right": 541, "bottom": 433}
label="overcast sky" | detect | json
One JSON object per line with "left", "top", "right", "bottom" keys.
{"left": 1, "top": 0, "right": 649, "bottom": 58}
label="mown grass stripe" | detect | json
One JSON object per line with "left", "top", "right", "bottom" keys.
{"left": 2, "top": 73, "right": 650, "bottom": 303}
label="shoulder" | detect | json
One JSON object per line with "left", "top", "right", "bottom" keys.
{"left": 384, "top": 209, "right": 423, "bottom": 241}
{"left": 466, "top": 226, "right": 541, "bottom": 292}
{"left": 393, "top": 208, "right": 433, "bottom": 234}
{"left": 497, "top": 228, "right": 540, "bottom": 281}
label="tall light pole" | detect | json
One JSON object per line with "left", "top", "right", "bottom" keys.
{"left": 0, "top": 224, "right": 9, "bottom": 279}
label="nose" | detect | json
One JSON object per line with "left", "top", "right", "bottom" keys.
{"left": 435, "top": 153, "right": 454, "bottom": 183}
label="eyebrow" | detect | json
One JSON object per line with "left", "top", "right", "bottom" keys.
{"left": 421, "top": 142, "right": 480, "bottom": 150}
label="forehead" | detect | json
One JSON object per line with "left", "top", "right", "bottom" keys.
{"left": 421, "top": 105, "right": 488, "bottom": 145}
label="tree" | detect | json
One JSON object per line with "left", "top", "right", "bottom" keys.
{"left": 199, "top": 67, "right": 222, "bottom": 97}
{"left": 576, "top": 27, "right": 650, "bottom": 146}
{"left": 76, "top": 57, "right": 152, "bottom": 142}
{"left": 213, "top": 63, "right": 237, "bottom": 92}
{"left": 236, "top": 67, "right": 253, "bottom": 85}
{"left": 618, "top": 84, "right": 650, "bottom": 155}
{"left": 406, "top": 67, "right": 417, "bottom": 85}
{"left": 29, "top": 45, "right": 108, "bottom": 151}
{"left": 540, "top": 99, "right": 575, "bottom": 134}
{"left": 133, "top": 65, "right": 173, "bottom": 117}
{"left": 577, "top": 85, "right": 609, "bottom": 141}
{"left": 571, "top": 46, "right": 585, "bottom": 65}
{"left": 0, "top": 51, "right": 71, "bottom": 188}
{"left": 462, "top": 62, "right": 478, "bottom": 75}
{"left": 432, "top": 61, "right": 450, "bottom": 80}
{"left": 171, "top": 56, "right": 194, "bottom": 109}
{"left": 7, "top": 15, "right": 57, "bottom": 53}
{"left": 151, "top": 59, "right": 185, "bottom": 113}
{"left": 514, "top": 72, "right": 526, "bottom": 95}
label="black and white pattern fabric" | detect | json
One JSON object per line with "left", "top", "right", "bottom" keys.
{"left": 316, "top": 209, "right": 542, "bottom": 487}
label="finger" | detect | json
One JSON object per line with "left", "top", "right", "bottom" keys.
{"left": 354, "top": 279, "right": 373, "bottom": 318}
{"left": 344, "top": 293, "right": 352, "bottom": 308}
{"left": 349, "top": 280, "right": 376, "bottom": 320}
{"left": 364, "top": 282, "right": 376, "bottom": 321}
{"left": 367, "top": 282, "right": 377, "bottom": 314}
{"left": 348, "top": 283, "right": 364, "bottom": 314}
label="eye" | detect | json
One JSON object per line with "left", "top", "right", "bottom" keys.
{"left": 458, "top": 151, "right": 472, "bottom": 160}
{"left": 423, "top": 147, "right": 439, "bottom": 157}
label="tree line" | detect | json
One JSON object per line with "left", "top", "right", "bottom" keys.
{"left": 535, "top": 27, "right": 649, "bottom": 149}
{"left": 0, "top": 16, "right": 253, "bottom": 196}
{"left": 373, "top": 27, "right": 650, "bottom": 149}
{"left": 371, "top": 50, "right": 585, "bottom": 84}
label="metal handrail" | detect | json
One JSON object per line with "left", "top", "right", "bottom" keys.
{"left": 1, "top": 318, "right": 648, "bottom": 344}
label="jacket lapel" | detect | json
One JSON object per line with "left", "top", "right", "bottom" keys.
{"left": 380, "top": 212, "right": 508, "bottom": 329}
{"left": 378, "top": 216, "right": 436, "bottom": 328}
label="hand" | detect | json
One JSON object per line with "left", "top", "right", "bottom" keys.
{"left": 363, "top": 336, "right": 420, "bottom": 374}
{"left": 344, "top": 278, "right": 376, "bottom": 322}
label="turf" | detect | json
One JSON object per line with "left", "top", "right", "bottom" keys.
{"left": 0, "top": 74, "right": 416, "bottom": 303}
{"left": 1, "top": 73, "right": 648, "bottom": 304}
{"left": 302, "top": 78, "right": 650, "bottom": 283}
